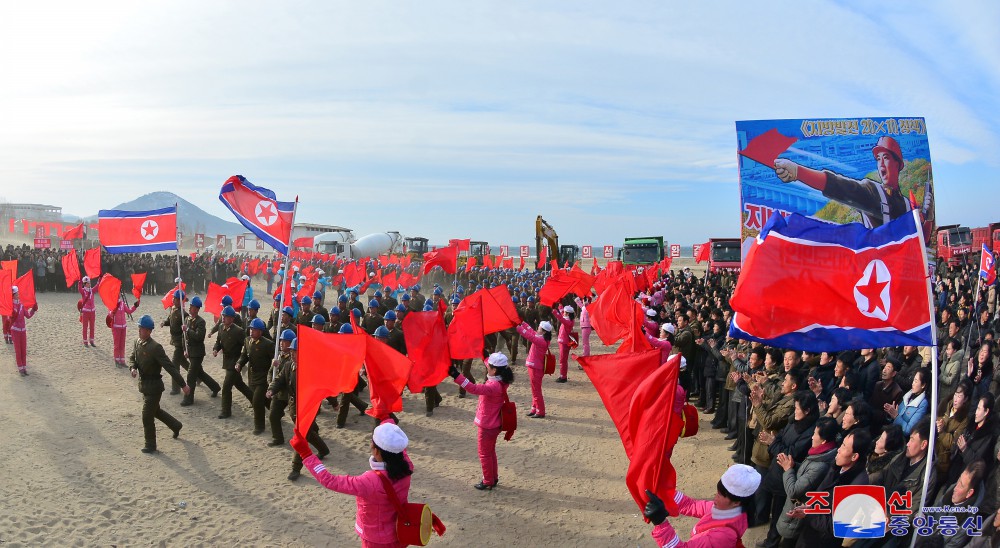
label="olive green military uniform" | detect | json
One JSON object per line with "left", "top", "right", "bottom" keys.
{"left": 161, "top": 307, "right": 187, "bottom": 394}
{"left": 181, "top": 313, "right": 221, "bottom": 405}
{"left": 520, "top": 303, "right": 540, "bottom": 352}
{"left": 213, "top": 323, "right": 253, "bottom": 418}
{"left": 238, "top": 334, "right": 276, "bottom": 432}
{"left": 312, "top": 304, "right": 330, "bottom": 323}
{"left": 129, "top": 336, "right": 187, "bottom": 452}
{"left": 297, "top": 307, "right": 314, "bottom": 327}
{"left": 266, "top": 351, "right": 293, "bottom": 444}
{"left": 280, "top": 356, "right": 329, "bottom": 480}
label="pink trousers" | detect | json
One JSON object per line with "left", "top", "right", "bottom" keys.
{"left": 477, "top": 426, "right": 501, "bottom": 485}
{"left": 528, "top": 367, "right": 545, "bottom": 416}
{"left": 81, "top": 311, "right": 95, "bottom": 343}
{"left": 580, "top": 326, "right": 592, "bottom": 357}
{"left": 361, "top": 540, "right": 402, "bottom": 548}
{"left": 12, "top": 329, "right": 27, "bottom": 370}
{"left": 2, "top": 315, "right": 11, "bottom": 342}
{"left": 558, "top": 342, "right": 570, "bottom": 378}
{"left": 112, "top": 326, "right": 127, "bottom": 364}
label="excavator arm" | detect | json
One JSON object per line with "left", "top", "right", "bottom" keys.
{"left": 536, "top": 215, "right": 559, "bottom": 270}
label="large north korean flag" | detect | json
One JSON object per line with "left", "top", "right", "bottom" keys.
{"left": 729, "top": 210, "right": 932, "bottom": 351}
{"left": 98, "top": 206, "right": 178, "bottom": 254}
{"left": 219, "top": 175, "right": 295, "bottom": 255}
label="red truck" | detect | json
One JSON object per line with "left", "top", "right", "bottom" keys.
{"left": 971, "top": 222, "right": 1000, "bottom": 254}
{"left": 708, "top": 238, "right": 742, "bottom": 273}
{"left": 935, "top": 225, "right": 973, "bottom": 267}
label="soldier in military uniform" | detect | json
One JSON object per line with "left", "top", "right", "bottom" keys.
{"left": 238, "top": 318, "right": 276, "bottom": 435}
{"left": 519, "top": 296, "right": 540, "bottom": 353}
{"left": 310, "top": 291, "right": 330, "bottom": 323}
{"left": 346, "top": 287, "right": 365, "bottom": 316}
{"left": 180, "top": 296, "right": 220, "bottom": 406}
{"left": 297, "top": 296, "right": 314, "bottom": 326}
{"left": 212, "top": 306, "right": 253, "bottom": 419}
{"left": 335, "top": 324, "right": 369, "bottom": 427}
{"left": 361, "top": 300, "right": 383, "bottom": 334}
{"left": 265, "top": 329, "right": 296, "bottom": 447}
{"left": 278, "top": 337, "right": 329, "bottom": 481}
{"left": 129, "top": 315, "right": 189, "bottom": 454}
{"left": 381, "top": 286, "right": 398, "bottom": 312}
{"left": 407, "top": 285, "right": 425, "bottom": 312}
{"left": 209, "top": 295, "right": 243, "bottom": 338}
{"left": 161, "top": 291, "right": 188, "bottom": 395}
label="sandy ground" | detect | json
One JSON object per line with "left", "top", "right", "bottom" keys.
{"left": 0, "top": 290, "right": 764, "bottom": 547}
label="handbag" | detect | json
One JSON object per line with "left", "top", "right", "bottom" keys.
{"left": 105, "top": 312, "right": 114, "bottom": 329}
{"left": 543, "top": 351, "right": 556, "bottom": 375}
{"left": 679, "top": 404, "right": 699, "bottom": 437}
{"left": 500, "top": 385, "right": 517, "bottom": 441}
{"left": 568, "top": 330, "right": 579, "bottom": 349}
{"left": 375, "top": 471, "right": 446, "bottom": 546}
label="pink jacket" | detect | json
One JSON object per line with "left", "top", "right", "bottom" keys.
{"left": 555, "top": 313, "right": 573, "bottom": 344}
{"left": 303, "top": 454, "right": 411, "bottom": 545}
{"left": 573, "top": 297, "right": 591, "bottom": 329}
{"left": 651, "top": 491, "right": 747, "bottom": 548}
{"left": 517, "top": 322, "right": 549, "bottom": 370}
{"left": 644, "top": 318, "right": 660, "bottom": 336}
{"left": 645, "top": 334, "right": 673, "bottom": 365}
{"left": 78, "top": 282, "right": 96, "bottom": 313}
{"left": 112, "top": 299, "right": 139, "bottom": 329}
{"left": 454, "top": 374, "right": 505, "bottom": 429}
{"left": 10, "top": 301, "right": 35, "bottom": 332}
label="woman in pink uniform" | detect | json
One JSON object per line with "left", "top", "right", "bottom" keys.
{"left": 110, "top": 294, "right": 140, "bottom": 367}
{"left": 292, "top": 421, "right": 412, "bottom": 548}
{"left": 554, "top": 305, "right": 575, "bottom": 383}
{"left": 643, "top": 464, "right": 760, "bottom": 548}
{"left": 10, "top": 286, "right": 37, "bottom": 376}
{"left": 449, "top": 352, "right": 514, "bottom": 491}
{"left": 573, "top": 295, "right": 592, "bottom": 358}
{"left": 516, "top": 320, "right": 552, "bottom": 418}
{"left": 78, "top": 276, "right": 100, "bottom": 347}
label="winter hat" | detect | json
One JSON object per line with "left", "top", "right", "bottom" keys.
{"left": 662, "top": 323, "right": 676, "bottom": 335}
{"left": 539, "top": 321, "right": 553, "bottom": 332}
{"left": 563, "top": 305, "right": 574, "bottom": 314}
{"left": 372, "top": 423, "right": 409, "bottom": 454}
{"left": 721, "top": 464, "right": 761, "bottom": 498}
{"left": 487, "top": 353, "right": 509, "bottom": 368}
{"left": 645, "top": 308, "right": 657, "bottom": 317}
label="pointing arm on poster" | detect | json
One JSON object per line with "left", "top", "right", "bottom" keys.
{"left": 774, "top": 159, "right": 827, "bottom": 191}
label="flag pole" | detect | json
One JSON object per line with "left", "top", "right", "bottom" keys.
{"left": 963, "top": 278, "right": 982, "bottom": 362}
{"left": 274, "top": 197, "right": 298, "bottom": 382}
{"left": 173, "top": 204, "right": 189, "bottom": 359}
{"left": 913, "top": 209, "right": 937, "bottom": 545}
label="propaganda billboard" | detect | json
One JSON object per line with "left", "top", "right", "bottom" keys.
{"left": 736, "top": 117, "right": 935, "bottom": 258}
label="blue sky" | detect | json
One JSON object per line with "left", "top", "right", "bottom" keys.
{"left": 1, "top": 1, "right": 997, "bottom": 249}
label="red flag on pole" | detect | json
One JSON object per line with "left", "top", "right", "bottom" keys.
{"left": 402, "top": 311, "right": 452, "bottom": 392}
{"left": 296, "top": 329, "right": 367, "bottom": 440}
{"left": 448, "top": 239, "right": 471, "bottom": 252}
{"left": 95, "top": 274, "right": 122, "bottom": 311}
{"left": 694, "top": 242, "right": 710, "bottom": 264}
{"left": 131, "top": 273, "right": 146, "bottom": 300}
{"left": 538, "top": 245, "right": 547, "bottom": 265}
{"left": 538, "top": 269, "right": 578, "bottom": 307}
{"left": 14, "top": 271, "right": 36, "bottom": 308}
{"left": 591, "top": 256, "right": 600, "bottom": 276}
{"left": 0, "top": 270, "right": 12, "bottom": 316}
{"left": 518, "top": 256, "right": 525, "bottom": 271}
{"left": 84, "top": 248, "right": 102, "bottom": 279}
{"left": 448, "top": 297, "right": 484, "bottom": 360}
{"left": 465, "top": 256, "right": 477, "bottom": 273}
{"left": 0, "top": 260, "right": 16, "bottom": 274}
{"left": 62, "top": 250, "right": 81, "bottom": 288}
{"left": 422, "top": 245, "right": 459, "bottom": 275}
{"left": 62, "top": 222, "right": 86, "bottom": 240}
{"left": 364, "top": 334, "right": 413, "bottom": 418}
{"left": 589, "top": 280, "right": 634, "bottom": 345}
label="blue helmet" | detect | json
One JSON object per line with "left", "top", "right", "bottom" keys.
{"left": 383, "top": 310, "right": 397, "bottom": 321}
{"left": 189, "top": 296, "right": 203, "bottom": 308}
{"left": 301, "top": 296, "right": 312, "bottom": 305}
{"left": 400, "top": 293, "right": 411, "bottom": 301}
{"left": 280, "top": 329, "right": 296, "bottom": 342}
{"left": 249, "top": 318, "right": 267, "bottom": 331}
{"left": 330, "top": 306, "right": 341, "bottom": 316}
{"left": 349, "top": 287, "right": 359, "bottom": 295}
{"left": 138, "top": 315, "right": 155, "bottom": 329}
{"left": 511, "top": 296, "right": 518, "bottom": 303}
{"left": 369, "top": 299, "right": 379, "bottom": 308}
{"left": 394, "top": 304, "right": 406, "bottom": 312}
{"left": 433, "top": 287, "right": 443, "bottom": 296}
{"left": 222, "top": 306, "right": 237, "bottom": 317}
{"left": 221, "top": 295, "right": 233, "bottom": 306}
{"left": 456, "top": 286, "right": 465, "bottom": 294}
{"left": 248, "top": 299, "right": 261, "bottom": 310}
{"left": 289, "top": 338, "right": 298, "bottom": 350}
{"left": 374, "top": 290, "right": 383, "bottom": 298}
{"left": 527, "top": 296, "right": 536, "bottom": 303}
{"left": 313, "top": 291, "right": 323, "bottom": 299}
{"left": 312, "top": 314, "right": 326, "bottom": 325}
{"left": 519, "top": 292, "right": 527, "bottom": 299}
{"left": 422, "top": 302, "right": 434, "bottom": 311}
{"left": 173, "top": 290, "right": 185, "bottom": 300}
{"left": 282, "top": 306, "right": 294, "bottom": 316}
{"left": 338, "top": 324, "right": 354, "bottom": 334}
{"left": 351, "top": 308, "right": 362, "bottom": 319}
{"left": 338, "top": 294, "right": 348, "bottom": 303}
{"left": 374, "top": 326, "right": 390, "bottom": 338}
{"left": 451, "top": 296, "right": 461, "bottom": 305}
{"left": 411, "top": 284, "right": 421, "bottom": 291}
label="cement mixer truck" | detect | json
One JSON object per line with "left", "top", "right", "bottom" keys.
{"left": 313, "top": 230, "right": 403, "bottom": 260}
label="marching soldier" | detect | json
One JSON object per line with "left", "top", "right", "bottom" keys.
{"left": 297, "top": 296, "right": 314, "bottom": 326}
{"left": 311, "top": 291, "right": 330, "bottom": 323}
{"left": 180, "top": 296, "right": 221, "bottom": 406}
{"left": 128, "top": 315, "right": 189, "bottom": 454}
{"left": 161, "top": 290, "right": 188, "bottom": 395}
{"left": 281, "top": 337, "right": 329, "bottom": 481}
{"left": 237, "top": 318, "right": 276, "bottom": 435}
{"left": 209, "top": 295, "right": 243, "bottom": 337}
{"left": 212, "top": 306, "right": 253, "bottom": 419}
{"left": 265, "top": 329, "right": 296, "bottom": 447}
{"left": 335, "top": 324, "right": 369, "bottom": 428}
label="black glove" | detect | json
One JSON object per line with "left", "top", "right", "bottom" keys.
{"left": 448, "top": 364, "right": 460, "bottom": 379}
{"left": 643, "top": 489, "right": 668, "bottom": 525}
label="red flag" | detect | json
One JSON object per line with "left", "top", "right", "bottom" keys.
{"left": 225, "top": 278, "right": 249, "bottom": 310}
{"left": 131, "top": 273, "right": 146, "bottom": 300}
{"left": 219, "top": 176, "right": 295, "bottom": 254}
{"left": 97, "top": 207, "right": 178, "bottom": 253}
{"left": 296, "top": 275, "right": 318, "bottom": 301}
{"left": 481, "top": 286, "right": 520, "bottom": 334}
{"left": 95, "top": 274, "right": 121, "bottom": 311}
{"left": 625, "top": 354, "right": 682, "bottom": 514}
{"left": 398, "top": 271, "right": 417, "bottom": 290}
{"left": 205, "top": 283, "right": 227, "bottom": 318}
{"left": 578, "top": 349, "right": 661, "bottom": 455}
{"left": 343, "top": 262, "right": 365, "bottom": 287}
{"left": 160, "top": 282, "right": 187, "bottom": 310}
{"left": 296, "top": 329, "right": 367, "bottom": 439}
{"left": 589, "top": 281, "right": 634, "bottom": 345}
{"left": 84, "top": 248, "right": 102, "bottom": 279}
{"left": 538, "top": 246, "right": 547, "bottom": 265}
{"left": 62, "top": 250, "right": 81, "bottom": 287}
{"left": 591, "top": 256, "right": 600, "bottom": 276}
{"left": 293, "top": 236, "right": 313, "bottom": 248}
{"left": 616, "top": 300, "right": 654, "bottom": 354}
{"left": 62, "top": 222, "right": 85, "bottom": 240}
{"left": 402, "top": 311, "right": 452, "bottom": 392}
{"left": 448, "top": 297, "right": 484, "bottom": 360}
{"left": 483, "top": 254, "right": 494, "bottom": 269}
{"left": 364, "top": 334, "right": 414, "bottom": 418}
{"left": 568, "top": 264, "right": 596, "bottom": 295}
{"left": 14, "top": 271, "right": 36, "bottom": 308}
{"left": 382, "top": 270, "right": 398, "bottom": 291}
{"left": 737, "top": 128, "right": 797, "bottom": 167}
{"left": 549, "top": 259, "right": 559, "bottom": 272}
{"left": 518, "top": 256, "right": 525, "bottom": 271}
{"left": 465, "top": 256, "right": 477, "bottom": 273}
{"left": 448, "top": 239, "right": 471, "bottom": 252}
{"left": 1, "top": 260, "right": 16, "bottom": 274}
{"left": 422, "top": 245, "right": 459, "bottom": 275}
{"left": 502, "top": 257, "right": 514, "bottom": 270}
{"left": 644, "top": 265, "right": 659, "bottom": 286}
{"left": 401, "top": 255, "right": 412, "bottom": 269}
{"left": 538, "top": 269, "right": 578, "bottom": 307}
{"left": 249, "top": 258, "right": 261, "bottom": 276}
{"left": 0, "top": 270, "right": 12, "bottom": 316}
{"left": 980, "top": 243, "right": 996, "bottom": 286}
{"left": 658, "top": 256, "right": 672, "bottom": 273}
{"left": 694, "top": 242, "right": 710, "bottom": 264}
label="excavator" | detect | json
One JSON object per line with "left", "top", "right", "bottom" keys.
{"left": 535, "top": 215, "right": 579, "bottom": 270}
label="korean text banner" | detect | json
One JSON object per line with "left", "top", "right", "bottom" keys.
{"left": 735, "top": 117, "right": 934, "bottom": 260}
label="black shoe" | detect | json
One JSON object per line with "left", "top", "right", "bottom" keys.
{"left": 555, "top": 377, "right": 567, "bottom": 383}
{"left": 530, "top": 414, "right": 545, "bottom": 419}
{"left": 19, "top": 370, "right": 28, "bottom": 377}
{"left": 724, "top": 432, "right": 738, "bottom": 440}
{"left": 317, "top": 450, "right": 329, "bottom": 460}
{"left": 288, "top": 470, "right": 301, "bottom": 481}
{"left": 218, "top": 413, "right": 231, "bottom": 419}
{"left": 169, "top": 389, "right": 180, "bottom": 395}
{"left": 425, "top": 411, "right": 433, "bottom": 417}
{"left": 705, "top": 408, "right": 716, "bottom": 414}
{"left": 141, "top": 447, "right": 157, "bottom": 454}
{"left": 211, "top": 390, "right": 219, "bottom": 398}
{"left": 253, "top": 428, "right": 264, "bottom": 435}
{"left": 172, "top": 425, "right": 182, "bottom": 439}
{"left": 473, "top": 482, "right": 494, "bottom": 491}
{"left": 336, "top": 423, "right": 345, "bottom": 429}
{"left": 358, "top": 403, "right": 368, "bottom": 416}
{"left": 458, "top": 392, "right": 466, "bottom": 399}
{"left": 180, "top": 398, "right": 193, "bottom": 407}
{"left": 268, "top": 440, "right": 284, "bottom": 447}
{"left": 527, "top": 411, "right": 536, "bottom": 417}
{"left": 712, "top": 424, "right": 725, "bottom": 430}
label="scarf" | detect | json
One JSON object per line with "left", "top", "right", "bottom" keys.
{"left": 808, "top": 441, "right": 836, "bottom": 456}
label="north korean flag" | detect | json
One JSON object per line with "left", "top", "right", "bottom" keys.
{"left": 98, "top": 206, "right": 178, "bottom": 254}
{"left": 729, "top": 210, "right": 932, "bottom": 351}
{"left": 219, "top": 175, "right": 295, "bottom": 255}
{"left": 980, "top": 244, "right": 996, "bottom": 286}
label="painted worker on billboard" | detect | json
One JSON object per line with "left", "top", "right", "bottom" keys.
{"left": 773, "top": 136, "right": 911, "bottom": 229}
